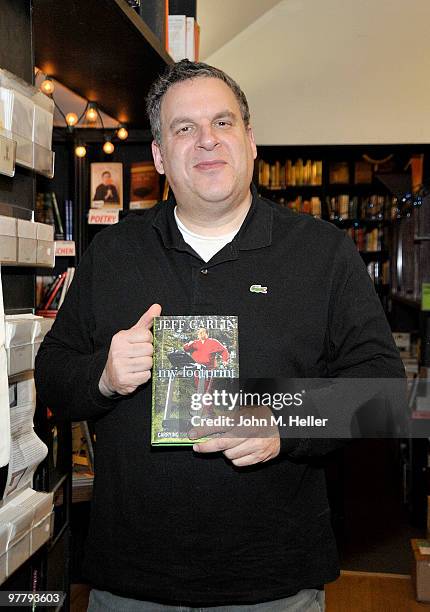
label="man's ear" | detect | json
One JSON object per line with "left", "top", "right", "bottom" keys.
{"left": 152, "top": 140, "right": 165, "bottom": 175}
{"left": 247, "top": 126, "right": 257, "bottom": 161}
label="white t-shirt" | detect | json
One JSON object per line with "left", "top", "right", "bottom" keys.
{"left": 174, "top": 207, "right": 239, "bottom": 263}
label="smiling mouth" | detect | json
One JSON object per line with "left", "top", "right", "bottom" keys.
{"left": 194, "top": 160, "right": 227, "bottom": 170}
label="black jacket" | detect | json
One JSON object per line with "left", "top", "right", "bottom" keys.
{"left": 35, "top": 186, "right": 404, "bottom": 605}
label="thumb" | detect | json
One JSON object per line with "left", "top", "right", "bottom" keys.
{"left": 132, "top": 303, "right": 162, "bottom": 329}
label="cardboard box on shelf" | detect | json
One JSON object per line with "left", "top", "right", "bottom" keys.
{"left": 411, "top": 539, "right": 430, "bottom": 602}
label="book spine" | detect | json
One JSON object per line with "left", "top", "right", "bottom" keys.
{"left": 44, "top": 273, "right": 66, "bottom": 310}
{"left": 65, "top": 200, "right": 70, "bottom": 241}
{"left": 58, "top": 268, "right": 70, "bottom": 308}
{"left": 51, "top": 192, "right": 64, "bottom": 238}
{"left": 168, "top": 15, "right": 187, "bottom": 61}
{"left": 186, "top": 17, "right": 195, "bottom": 60}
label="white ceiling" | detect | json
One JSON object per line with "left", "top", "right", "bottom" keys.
{"left": 197, "top": 0, "right": 282, "bottom": 60}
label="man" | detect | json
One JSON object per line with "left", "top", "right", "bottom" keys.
{"left": 184, "top": 327, "right": 229, "bottom": 394}
{"left": 35, "top": 60, "right": 404, "bottom": 610}
{"left": 93, "top": 170, "right": 120, "bottom": 204}
{"left": 184, "top": 328, "right": 229, "bottom": 368}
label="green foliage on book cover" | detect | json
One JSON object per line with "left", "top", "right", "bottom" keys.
{"left": 151, "top": 315, "right": 239, "bottom": 445}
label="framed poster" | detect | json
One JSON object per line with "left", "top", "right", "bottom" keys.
{"left": 91, "top": 162, "right": 123, "bottom": 210}
{"left": 129, "top": 161, "right": 160, "bottom": 209}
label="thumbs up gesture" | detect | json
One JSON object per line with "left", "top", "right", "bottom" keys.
{"left": 99, "top": 304, "right": 162, "bottom": 397}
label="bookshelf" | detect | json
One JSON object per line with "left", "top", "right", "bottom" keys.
{"left": 256, "top": 145, "right": 430, "bottom": 295}
{"left": 257, "top": 144, "right": 430, "bottom": 530}
{"left": 0, "top": 1, "right": 72, "bottom": 607}
{"left": 33, "top": 0, "right": 173, "bottom": 128}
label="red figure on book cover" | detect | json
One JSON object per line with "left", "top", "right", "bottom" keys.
{"left": 183, "top": 328, "right": 229, "bottom": 368}
{"left": 183, "top": 328, "right": 229, "bottom": 395}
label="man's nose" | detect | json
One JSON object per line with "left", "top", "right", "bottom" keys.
{"left": 196, "top": 124, "right": 219, "bottom": 150}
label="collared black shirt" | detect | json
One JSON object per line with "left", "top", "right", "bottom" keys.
{"left": 35, "top": 185, "right": 404, "bottom": 605}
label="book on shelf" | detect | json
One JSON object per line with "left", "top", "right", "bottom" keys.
{"left": 186, "top": 17, "right": 195, "bottom": 61}
{"left": 168, "top": 14, "right": 200, "bottom": 61}
{"left": 35, "top": 192, "right": 65, "bottom": 239}
{"left": 51, "top": 193, "right": 64, "bottom": 238}
{"left": 152, "top": 315, "right": 239, "bottom": 445}
{"left": 129, "top": 161, "right": 160, "bottom": 210}
{"left": 64, "top": 199, "right": 73, "bottom": 241}
{"left": 258, "top": 159, "right": 322, "bottom": 189}
{"left": 329, "top": 162, "right": 349, "bottom": 184}
{"left": 168, "top": 15, "right": 186, "bottom": 61}
{"left": 36, "top": 267, "right": 75, "bottom": 314}
{"left": 137, "top": 0, "right": 169, "bottom": 49}
{"left": 43, "top": 272, "right": 66, "bottom": 310}
{"left": 354, "top": 160, "right": 373, "bottom": 184}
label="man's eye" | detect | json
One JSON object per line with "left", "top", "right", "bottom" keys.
{"left": 177, "top": 126, "right": 192, "bottom": 134}
{"left": 216, "top": 121, "right": 231, "bottom": 127}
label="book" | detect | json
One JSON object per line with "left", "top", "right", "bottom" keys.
{"left": 129, "top": 161, "right": 160, "bottom": 209}
{"left": 168, "top": 15, "right": 187, "bottom": 62}
{"left": 186, "top": 17, "right": 195, "bottom": 61}
{"left": 329, "top": 161, "right": 349, "bottom": 184}
{"left": 354, "top": 160, "right": 373, "bottom": 184}
{"left": 65, "top": 199, "right": 73, "bottom": 241}
{"left": 51, "top": 193, "right": 64, "bottom": 239}
{"left": 58, "top": 267, "right": 75, "bottom": 308}
{"left": 151, "top": 315, "right": 239, "bottom": 445}
{"left": 43, "top": 273, "right": 67, "bottom": 310}
{"left": 138, "top": 0, "right": 167, "bottom": 48}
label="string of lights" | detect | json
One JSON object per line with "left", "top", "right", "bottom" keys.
{"left": 38, "top": 72, "right": 129, "bottom": 157}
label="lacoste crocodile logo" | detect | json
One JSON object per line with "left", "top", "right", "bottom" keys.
{"left": 249, "top": 284, "right": 268, "bottom": 294}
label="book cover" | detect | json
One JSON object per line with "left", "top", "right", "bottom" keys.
{"left": 129, "top": 161, "right": 160, "bottom": 209}
{"left": 151, "top": 315, "right": 239, "bottom": 446}
{"left": 329, "top": 161, "right": 349, "bottom": 184}
{"left": 90, "top": 162, "right": 123, "bottom": 210}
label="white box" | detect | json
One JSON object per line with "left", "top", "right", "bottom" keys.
{"left": 17, "top": 219, "right": 36, "bottom": 240}
{"left": 40, "top": 317, "right": 54, "bottom": 338}
{"left": 5, "top": 316, "right": 35, "bottom": 348}
{"left": 7, "top": 531, "right": 31, "bottom": 577}
{"left": 31, "top": 512, "right": 53, "bottom": 554}
{"left": 5, "top": 316, "right": 42, "bottom": 375}
{"left": 0, "top": 215, "right": 17, "bottom": 263}
{"left": 36, "top": 240, "right": 55, "bottom": 266}
{"left": 35, "top": 222, "right": 54, "bottom": 242}
{"left": 0, "top": 501, "right": 33, "bottom": 578}
{"left": 0, "top": 215, "right": 16, "bottom": 236}
{"left": 6, "top": 345, "right": 32, "bottom": 375}
{"left": 0, "top": 523, "right": 11, "bottom": 585}
{"left": 0, "top": 551, "right": 5, "bottom": 585}
{"left": 15, "top": 377, "right": 35, "bottom": 406}
{"left": 0, "top": 236, "right": 17, "bottom": 263}
{"left": 17, "top": 238, "right": 37, "bottom": 265}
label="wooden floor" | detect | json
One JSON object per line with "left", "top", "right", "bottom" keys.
{"left": 71, "top": 572, "right": 430, "bottom": 611}
{"left": 326, "top": 572, "right": 430, "bottom": 612}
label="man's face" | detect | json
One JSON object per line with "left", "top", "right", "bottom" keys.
{"left": 197, "top": 329, "right": 208, "bottom": 341}
{"left": 152, "top": 77, "right": 257, "bottom": 207}
{"left": 102, "top": 173, "right": 111, "bottom": 185}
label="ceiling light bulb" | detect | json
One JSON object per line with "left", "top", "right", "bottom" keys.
{"left": 86, "top": 103, "right": 98, "bottom": 123}
{"left": 66, "top": 112, "right": 79, "bottom": 127}
{"left": 103, "top": 140, "right": 115, "bottom": 154}
{"left": 40, "top": 77, "right": 54, "bottom": 95}
{"left": 117, "top": 126, "right": 128, "bottom": 140}
{"left": 75, "top": 145, "right": 87, "bottom": 158}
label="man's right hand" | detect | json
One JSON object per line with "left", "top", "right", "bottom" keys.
{"left": 99, "top": 303, "right": 162, "bottom": 397}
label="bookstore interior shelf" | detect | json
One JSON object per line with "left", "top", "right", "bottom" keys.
{"left": 33, "top": 0, "right": 173, "bottom": 128}
{"left": 391, "top": 294, "right": 423, "bottom": 310}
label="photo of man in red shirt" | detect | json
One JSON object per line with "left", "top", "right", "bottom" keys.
{"left": 183, "top": 327, "right": 229, "bottom": 368}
